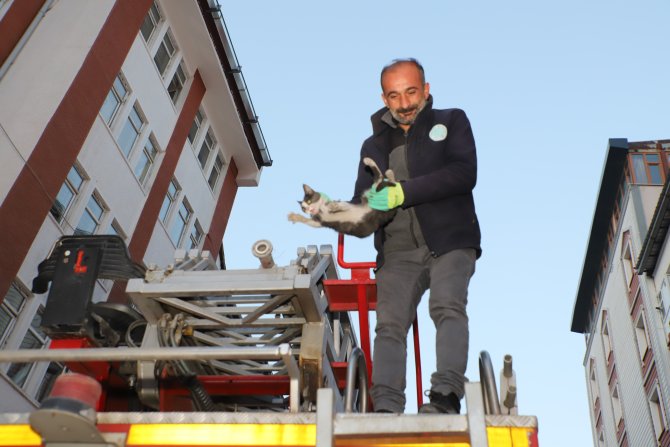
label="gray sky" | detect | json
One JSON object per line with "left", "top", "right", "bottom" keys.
{"left": 219, "top": 1, "right": 670, "bottom": 445}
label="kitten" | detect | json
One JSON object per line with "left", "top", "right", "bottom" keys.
{"left": 287, "top": 157, "right": 397, "bottom": 238}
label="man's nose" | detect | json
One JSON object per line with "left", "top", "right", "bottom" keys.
{"left": 399, "top": 94, "right": 411, "bottom": 108}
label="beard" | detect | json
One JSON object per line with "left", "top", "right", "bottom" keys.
{"left": 389, "top": 97, "right": 427, "bottom": 125}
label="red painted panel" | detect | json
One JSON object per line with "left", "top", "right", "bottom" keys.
{"left": 0, "top": 0, "right": 45, "bottom": 67}
{"left": 0, "top": 0, "right": 152, "bottom": 303}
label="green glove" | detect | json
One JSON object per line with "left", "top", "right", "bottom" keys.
{"left": 318, "top": 192, "right": 331, "bottom": 203}
{"left": 365, "top": 183, "right": 404, "bottom": 211}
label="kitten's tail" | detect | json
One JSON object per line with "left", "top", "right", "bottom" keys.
{"left": 363, "top": 157, "right": 383, "bottom": 182}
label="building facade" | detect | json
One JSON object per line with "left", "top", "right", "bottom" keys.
{"left": 573, "top": 139, "right": 670, "bottom": 446}
{"left": 0, "top": 0, "right": 270, "bottom": 410}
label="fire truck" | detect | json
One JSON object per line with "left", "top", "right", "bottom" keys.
{"left": 0, "top": 234, "right": 538, "bottom": 447}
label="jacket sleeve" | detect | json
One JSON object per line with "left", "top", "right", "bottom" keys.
{"left": 401, "top": 109, "right": 477, "bottom": 207}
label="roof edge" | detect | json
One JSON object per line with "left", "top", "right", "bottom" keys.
{"left": 571, "top": 138, "right": 629, "bottom": 333}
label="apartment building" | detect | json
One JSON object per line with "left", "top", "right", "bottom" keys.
{"left": 572, "top": 139, "right": 670, "bottom": 446}
{"left": 0, "top": 0, "right": 270, "bottom": 409}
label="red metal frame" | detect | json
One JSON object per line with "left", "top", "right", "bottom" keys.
{"left": 324, "top": 233, "right": 423, "bottom": 407}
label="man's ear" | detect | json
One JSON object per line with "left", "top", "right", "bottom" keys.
{"left": 423, "top": 82, "right": 430, "bottom": 99}
{"left": 381, "top": 92, "right": 389, "bottom": 108}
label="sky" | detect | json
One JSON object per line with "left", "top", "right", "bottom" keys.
{"left": 218, "top": 2, "right": 670, "bottom": 446}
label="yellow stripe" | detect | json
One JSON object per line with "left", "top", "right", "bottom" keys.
{"left": 0, "top": 425, "right": 42, "bottom": 446}
{"left": 484, "top": 427, "right": 532, "bottom": 447}
{"left": 127, "top": 424, "right": 316, "bottom": 446}
{"left": 510, "top": 427, "right": 533, "bottom": 447}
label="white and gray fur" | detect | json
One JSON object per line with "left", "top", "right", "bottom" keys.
{"left": 287, "top": 157, "right": 397, "bottom": 238}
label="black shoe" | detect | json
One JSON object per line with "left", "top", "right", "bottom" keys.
{"left": 418, "top": 391, "right": 461, "bottom": 414}
{"left": 375, "top": 409, "right": 394, "bottom": 413}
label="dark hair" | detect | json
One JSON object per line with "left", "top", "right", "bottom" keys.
{"left": 380, "top": 58, "right": 426, "bottom": 89}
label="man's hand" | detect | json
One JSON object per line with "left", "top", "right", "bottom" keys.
{"left": 365, "top": 183, "right": 404, "bottom": 211}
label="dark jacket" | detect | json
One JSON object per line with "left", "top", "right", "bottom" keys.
{"left": 352, "top": 97, "right": 482, "bottom": 266}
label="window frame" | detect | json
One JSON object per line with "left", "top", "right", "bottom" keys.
{"left": 159, "top": 178, "right": 181, "bottom": 224}
{"left": 611, "top": 383, "right": 623, "bottom": 427}
{"left": 197, "top": 128, "right": 216, "bottom": 170}
{"left": 0, "top": 283, "right": 27, "bottom": 347}
{"left": 649, "top": 384, "right": 669, "bottom": 441}
{"left": 634, "top": 312, "right": 650, "bottom": 361}
{"left": 134, "top": 134, "right": 160, "bottom": 186}
{"left": 189, "top": 219, "right": 204, "bottom": 250}
{"left": 6, "top": 305, "right": 48, "bottom": 389}
{"left": 153, "top": 28, "right": 178, "bottom": 77}
{"left": 50, "top": 164, "right": 86, "bottom": 225}
{"left": 167, "top": 61, "right": 187, "bottom": 104}
{"left": 100, "top": 73, "right": 129, "bottom": 126}
{"left": 117, "top": 102, "right": 147, "bottom": 158}
{"left": 188, "top": 108, "right": 205, "bottom": 146}
{"left": 140, "top": 1, "right": 163, "bottom": 44}
{"left": 74, "top": 191, "right": 108, "bottom": 236}
{"left": 620, "top": 233, "right": 635, "bottom": 287}
{"left": 629, "top": 151, "right": 667, "bottom": 185}
{"left": 602, "top": 315, "right": 613, "bottom": 363}
{"left": 207, "top": 151, "right": 226, "bottom": 191}
{"left": 0, "top": 282, "right": 54, "bottom": 399}
{"left": 169, "top": 198, "right": 193, "bottom": 248}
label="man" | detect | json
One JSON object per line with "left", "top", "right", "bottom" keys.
{"left": 351, "top": 58, "right": 481, "bottom": 414}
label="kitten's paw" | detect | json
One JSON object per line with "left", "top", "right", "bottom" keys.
{"left": 287, "top": 212, "right": 306, "bottom": 223}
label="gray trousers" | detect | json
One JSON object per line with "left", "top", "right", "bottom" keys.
{"left": 370, "top": 246, "right": 476, "bottom": 413}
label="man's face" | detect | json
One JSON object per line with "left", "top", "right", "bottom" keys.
{"left": 381, "top": 63, "right": 430, "bottom": 127}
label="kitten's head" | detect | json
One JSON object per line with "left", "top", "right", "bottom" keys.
{"left": 300, "top": 184, "right": 325, "bottom": 215}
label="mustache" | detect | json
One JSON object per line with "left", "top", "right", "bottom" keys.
{"left": 396, "top": 105, "right": 418, "bottom": 114}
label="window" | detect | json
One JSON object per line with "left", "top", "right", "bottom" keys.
{"left": 649, "top": 385, "right": 668, "bottom": 441}
{"left": 167, "top": 61, "right": 187, "bottom": 104}
{"left": 189, "top": 220, "right": 203, "bottom": 250}
{"left": 634, "top": 313, "right": 649, "bottom": 360}
{"left": 169, "top": 199, "right": 192, "bottom": 247}
{"left": 589, "top": 359, "right": 600, "bottom": 402}
{"left": 630, "top": 152, "right": 664, "bottom": 185}
{"left": 140, "top": 1, "right": 162, "bottom": 42}
{"left": 198, "top": 129, "right": 215, "bottom": 169}
{"left": 621, "top": 236, "right": 634, "bottom": 287}
{"left": 612, "top": 384, "right": 623, "bottom": 426}
{"left": 659, "top": 278, "right": 670, "bottom": 343}
{"left": 50, "top": 164, "right": 85, "bottom": 223}
{"left": 602, "top": 317, "right": 613, "bottom": 361}
{"left": 6, "top": 306, "right": 47, "bottom": 388}
{"left": 117, "top": 103, "right": 145, "bottom": 157}
{"left": 0, "top": 283, "right": 26, "bottom": 346}
{"left": 75, "top": 193, "right": 106, "bottom": 236}
{"left": 100, "top": 73, "right": 128, "bottom": 125}
{"left": 159, "top": 178, "right": 180, "bottom": 223}
{"left": 134, "top": 135, "right": 159, "bottom": 185}
{"left": 188, "top": 108, "right": 204, "bottom": 145}
{"left": 208, "top": 152, "right": 225, "bottom": 190}
{"left": 108, "top": 219, "right": 127, "bottom": 240}
{"left": 154, "top": 30, "right": 177, "bottom": 76}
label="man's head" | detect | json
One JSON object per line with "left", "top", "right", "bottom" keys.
{"left": 380, "top": 58, "right": 430, "bottom": 129}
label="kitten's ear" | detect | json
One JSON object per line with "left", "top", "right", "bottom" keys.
{"left": 303, "top": 184, "right": 315, "bottom": 194}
